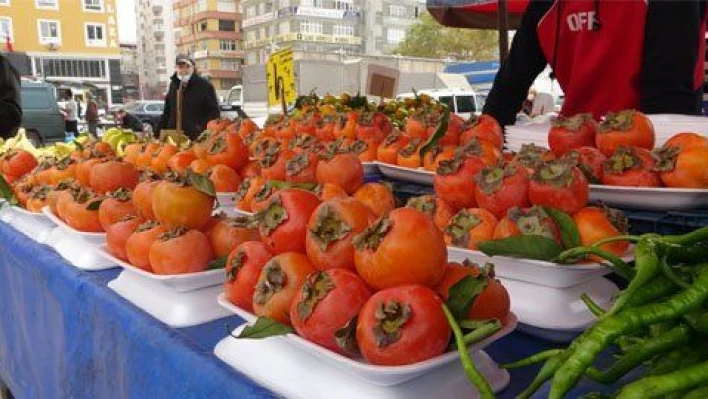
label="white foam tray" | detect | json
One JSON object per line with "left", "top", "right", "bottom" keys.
{"left": 217, "top": 192, "right": 237, "bottom": 208}
{"left": 108, "top": 268, "right": 231, "bottom": 328}
{"left": 217, "top": 294, "right": 516, "bottom": 387}
{"left": 362, "top": 162, "right": 379, "bottom": 175}
{"left": 447, "top": 246, "right": 617, "bottom": 289}
{"left": 589, "top": 184, "right": 708, "bottom": 211}
{"left": 375, "top": 161, "right": 434, "bottom": 186}
{"left": 42, "top": 206, "right": 106, "bottom": 244}
{"left": 501, "top": 277, "right": 619, "bottom": 342}
{"left": 39, "top": 207, "right": 114, "bottom": 271}
{"left": 97, "top": 245, "right": 224, "bottom": 293}
{"left": 215, "top": 325, "right": 509, "bottom": 398}
{"left": 5, "top": 206, "right": 57, "bottom": 243}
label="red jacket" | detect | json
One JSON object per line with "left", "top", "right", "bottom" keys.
{"left": 484, "top": 0, "right": 708, "bottom": 125}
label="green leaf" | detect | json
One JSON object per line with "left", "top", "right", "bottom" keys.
{"left": 73, "top": 139, "right": 84, "bottom": 151}
{"left": 86, "top": 199, "right": 103, "bottom": 211}
{"left": 236, "top": 317, "right": 293, "bottom": 339}
{"left": 446, "top": 275, "right": 488, "bottom": 321}
{"left": 419, "top": 105, "right": 450, "bottom": 157}
{"left": 268, "top": 180, "right": 319, "bottom": 192}
{"left": 544, "top": 207, "right": 581, "bottom": 249}
{"left": 477, "top": 235, "right": 565, "bottom": 262}
{"left": 208, "top": 256, "right": 228, "bottom": 270}
{"left": 188, "top": 170, "right": 216, "bottom": 197}
{"left": 0, "top": 174, "right": 18, "bottom": 206}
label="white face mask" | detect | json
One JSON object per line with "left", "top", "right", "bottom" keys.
{"left": 179, "top": 73, "right": 192, "bottom": 82}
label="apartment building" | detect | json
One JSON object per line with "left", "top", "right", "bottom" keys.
{"left": 0, "top": 0, "right": 123, "bottom": 104}
{"left": 241, "top": 0, "right": 425, "bottom": 65}
{"left": 135, "top": 0, "right": 175, "bottom": 99}
{"left": 120, "top": 43, "right": 140, "bottom": 101}
{"left": 173, "top": 0, "right": 244, "bottom": 97}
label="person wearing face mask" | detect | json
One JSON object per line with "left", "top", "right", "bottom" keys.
{"left": 157, "top": 54, "right": 220, "bottom": 140}
{"left": 483, "top": 0, "right": 708, "bottom": 126}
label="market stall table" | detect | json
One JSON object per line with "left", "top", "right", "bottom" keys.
{"left": 0, "top": 220, "right": 615, "bottom": 398}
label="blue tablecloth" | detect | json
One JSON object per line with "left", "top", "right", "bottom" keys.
{"left": 0, "top": 221, "right": 569, "bottom": 399}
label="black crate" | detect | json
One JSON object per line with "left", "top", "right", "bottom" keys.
{"left": 623, "top": 209, "right": 708, "bottom": 235}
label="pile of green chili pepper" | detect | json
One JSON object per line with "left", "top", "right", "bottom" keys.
{"left": 505, "top": 225, "right": 708, "bottom": 399}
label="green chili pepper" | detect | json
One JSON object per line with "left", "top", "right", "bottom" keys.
{"left": 516, "top": 354, "right": 566, "bottom": 399}
{"left": 581, "top": 293, "right": 606, "bottom": 317}
{"left": 615, "top": 358, "right": 708, "bottom": 399}
{"left": 682, "top": 385, "right": 708, "bottom": 399}
{"left": 649, "top": 346, "right": 694, "bottom": 376}
{"left": 660, "top": 256, "right": 691, "bottom": 289}
{"left": 585, "top": 324, "right": 692, "bottom": 384}
{"left": 442, "top": 304, "right": 495, "bottom": 399}
{"left": 462, "top": 320, "right": 501, "bottom": 346}
{"left": 684, "top": 310, "right": 708, "bottom": 334}
{"left": 607, "top": 238, "right": 661, "bottom": 316}
{"left": 660, "top": 225, "right": 708, "bottom": 247}
{"left": 548, "top": 265, "right": 708, "bottom": 399}
{"left": 501, "top": 349, "right": 564, "bottom": 369}
{"left": 624, "top": 276, "right": 678, "bottom": 308}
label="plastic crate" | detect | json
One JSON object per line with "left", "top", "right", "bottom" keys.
{"left": 387, "top": 180, "right": 435, "bottom": 206}
{"left": 623, "top": 208, "right": 708, "bottom": 236}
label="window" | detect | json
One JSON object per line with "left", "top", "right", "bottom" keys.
{"left": 389, "top": 5, "right": 406, "bottom": 17}
{"left": 35, "top": 0, "right": 57, "bottom": 10}
{"left": 197, "top": 0, "right": 207, "bottom": 12}
{"left": 38, "top": 20, "right": 61, "bottom": 45}
{"left": 220, "top": 59, "right": 237, "bottom": 70}
{"left": 280, "top": 0, "right": 290, "bottom": 7}
{"left": 199, "top": 21, "right": 208, "bottom": 32}
{"left": 386, "top": 27, "right": 405, "bottom": 44}
{"left": 455, "top": 95, "right": 476, "bottom": 113}
{"left": 41, "top": 58, "right": 106, "bottom": 78}
{"left": 219, "top": 39, "right": 237, "bottom": 51}
{"left": 20, "top": 88, "right": 52, "bottom": 109}
{"left": 0, "top": 0, "right": 10, "bottom": 6}
{"left": 332, "top": 25, "right": 354, "bottom": 37}
{"left": 334, "top": 0, "right": 353, "bottom": 10}
{"left": 246, "top": 6, "right": 255, "bottom": 18}
{"left": 145, "top": 103, "right": 164, "bottom": 112}
{"left": 300, "top": 21, "right": 322, "bottom": 34}
{"left": 85, "top": 23, "right": 106, "bottom": 47}
{"left": 218, "top": 20, "right": 235, "bottom": 32}
{"left": 438, "top": 96, "right": 454, "bottom": 111}
{"left": 227, "top": 87, "right": 242, "bottom": 103}
{"left": 301, "top": 0, "right": 322, "bottom": 7}
{"left": 0, "top": 18, "right": 12, "bottom": 42}
{"left": 83, "top": 0, "right": 103, "bottom": 12}
{"left": 217, "top": 0, "right": 236, "bottom": 13}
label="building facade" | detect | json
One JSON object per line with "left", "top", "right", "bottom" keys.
{"left": 241, "top": 0, "right": 424, "bottom": 65}
{"left": 0, "top": 0, "right": 123, "bottom": 104}
{"left": 135, "top": 0, "right": 175, "bottom": 99}
{"left": 173, "top": 0, "right": 244, "bottom": 97}
{"left": 120, "top": 43, "right": 140, "bottom": 102}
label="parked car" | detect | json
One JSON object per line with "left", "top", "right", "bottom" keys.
{"left": 123, "top": 101, "right": 164, "bottom": 130}
{"left": 19, "top": 80, "right": 65, "bottom": 145}
{"left": 397, "top": 88, "right": 487, "bottom": 120}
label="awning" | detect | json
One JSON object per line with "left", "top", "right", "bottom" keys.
{"left": 427, "top": 0, "right": 529, "bottom": 30}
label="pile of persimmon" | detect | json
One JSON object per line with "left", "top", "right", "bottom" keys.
{"left": 224, "top": 184, "right": 511, "bottom": 367}
{"left": 546, "top": 109, "right": 708, "bottom": 188}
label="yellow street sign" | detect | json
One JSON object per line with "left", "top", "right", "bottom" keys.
{"left": 266, "top": 48, "right": 296, "bottom": 107}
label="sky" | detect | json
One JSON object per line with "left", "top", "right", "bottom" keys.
{"left": 117, "top": 0, "right": 137, "bottom": 44}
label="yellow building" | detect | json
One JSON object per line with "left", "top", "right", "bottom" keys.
{"left": 173, "top": 0, "right": 244, "bottom": 97}
{"left": 0, "top": 0, "right": 124, "bottom": 104}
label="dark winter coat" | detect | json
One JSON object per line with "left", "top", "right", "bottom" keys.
{"left": 158, "top": 73, "right": 220, "bottom": 140}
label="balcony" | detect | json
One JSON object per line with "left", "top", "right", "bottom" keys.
{"left": 177, "top": 11, "right": 242, "bottom": 27}
{"left": 154, "top": 30, "right": 164, "bottom": 39}
{"left": 152, "top": 4, "right": 163, "bottom": 14}
{"left": 193, "top": 50, "right": 245, "bottom": 59}
{"left": 204, "top": 69, "right": 242, "bottom": 79}
{"left": 242, "top": 33, "right": 363, "bottom": 49}
{"left": 176, "top": 31, "right": 242, "bottom": 45}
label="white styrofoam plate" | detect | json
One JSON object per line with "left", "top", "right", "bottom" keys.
{"left": 589, "top": 184, "right": 708, "bottom": 211}
{"left": 6, "top": 206, "right": 57, "bottom": 243}
{"left": 41, "top": 206, "right": 106, "bottom": 245}
{"left": 216, "top": 192, "right": 237, "bottom": 208}
{"left": 0, "top": 202, "right": 16, "bottom": 223}
{"left": 374, "top": 161, "right": 434, "bottom": 186}
{"left": 215, "top": 207, "right": 253, "bottom": 218}
{"left": 215, "top": 326, "right": 509, "bottom": 399}
{"left": 97, "top": 245, "right": 224, "bottom": 293}
{"left": 362, "top": 162, "right": 379, "bottom": 175}
{"left": 447, "top": 246, "right": 615, "bottom": 289}
{"left": 217, "top": 294, "right": 517, "bottom": 387}
{"left": 108, "top": 269, "right": 231, "bottom": 328}
{"left": 501, "top": 277, "right": 618, "bottom": 336}
{"left": 43, "top": 227, "right": 116, "bottom": 271}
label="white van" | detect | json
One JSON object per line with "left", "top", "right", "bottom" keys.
{"left": 397, "top": 89, "right": 487, "bottom": 120}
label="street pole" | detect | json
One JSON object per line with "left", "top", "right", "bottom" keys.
{"left": 497, "top": 0, "right": 509, "bottom": 62}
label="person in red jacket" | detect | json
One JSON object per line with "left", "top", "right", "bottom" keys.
{"left": 483, "top": 0, "right": 708, "bottom": 126}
